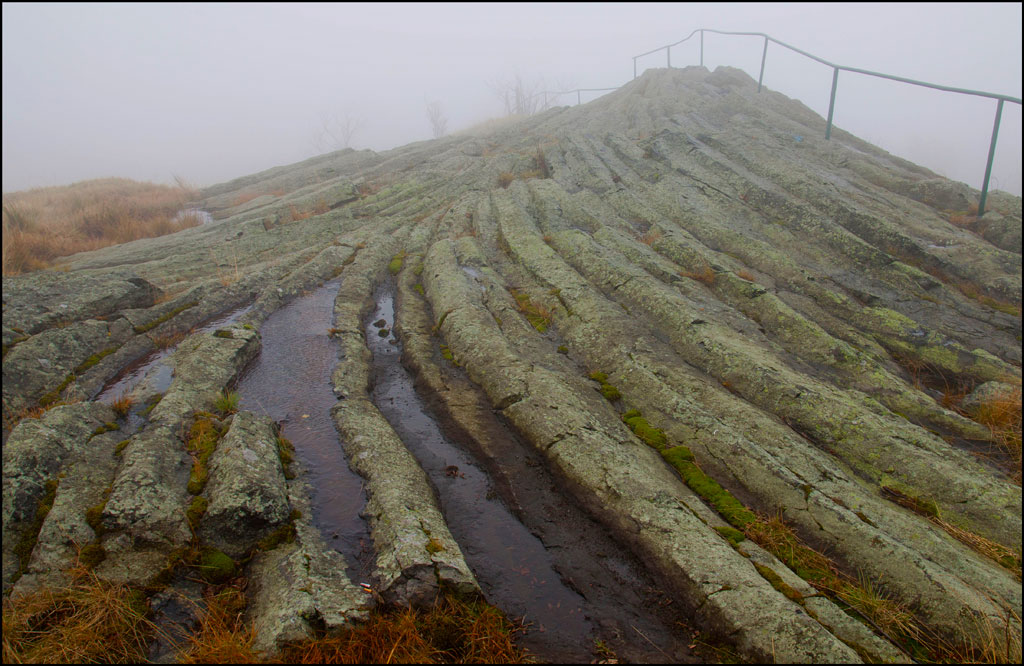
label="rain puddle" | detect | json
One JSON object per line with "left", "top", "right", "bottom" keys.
{"left": 233, "top": 280, "right": 372, "bottom": 577}
{"left": 174, "top": 208, "right": 214, "bottom": 225}
{"left": 368, "top": 276, "right": 696, "bottom": 659}
{"left": 95, "top": 301, "right": 254, "bottom": 405}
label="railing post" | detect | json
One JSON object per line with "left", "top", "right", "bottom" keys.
{"left": 667, "top": 46, "right": 671, "bottom": 68}
{"left": 577, "top": 90, "right": 581, "bottom": 105}
{"left": 700, "top": 29, "right": 704, "bottom": 67}
{"left": 757, "top": 36, "right": 768, "bottom": 93}
{"left": 825, "top": 67, "right": 839, "bottom": 140}
{"left": 978, "top": 98, "right": 1004, "bottom": 217}
{"left": 633, "top": 57, "right": 637, "bottom": 80}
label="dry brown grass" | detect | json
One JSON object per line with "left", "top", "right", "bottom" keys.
{"left": 971, "top": 384, "right": 1022, "bottom": 483}
{"left": 279, "top": 593, "right": 531, "bottom": 664}
{"left": 2, "top": 178, "right": 200, "bottom": 276}
{"left": 736, "top": 269, "right": 757, "bottom": 282}
{"left": 2, "top": 566, "right": 153, "bottom": 664}
{"left": 151, "top": 330, "right": 187, "bottom": 350}
{"left": 176, "top": 586, "right": 259, "bottom": 664}
{"left": 639, "top": 229, "right": 663, "bottom": 246}
{"left": 679, "top": 263, "right": 716, "bottom": 286}
{"left": 110, "top": 393, "right": 134, "bottom": 418}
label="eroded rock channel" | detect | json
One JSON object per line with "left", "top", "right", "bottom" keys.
{"left": 234, "top": 279, "right": 373, "bottom": 579}
{"left": 3, "top": 66, "right": 1020, "bottom": 663}
{"left": 367, "top": 278, "right": 695, "bottom": 662}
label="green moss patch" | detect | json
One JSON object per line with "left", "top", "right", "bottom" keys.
{"left": 197, "top": 547, "right": 236, "bottom": 584}
{"left": 662, "top": 447, "right": 756, "bottom": 529}
{"left": 588, "top": 370, "right": 621, "bottom": 403}
{"left": 256, "top": 523, "right": 297, "bottom": 552}
{"left": 76, "top": 346, "right": 120, "bottom": 375}
{"left": 426, "top": 537, "right": 446, "bottom": 554}
{"left": 186, "top": 496, "right": 208, "bottom": 531}
{"left": 621, "top": 410, "right": 668, "bottom": 450}
{"left": 133, "top": 300, "right": 198, "bottom": 334}
{"left": 754, "top": 563, "right": 804, "bottom": 604}
{"left": 277, "top": 436, "right": 296, "bottom": 479}
{"left": 91, "top": 422, "right": 119, "bottom": 436}
{"left": 714, "top": 525, "right": 746, "bottom": 545}
{"left": 11, "top": 479, "right": 60, "bottom": 583}
{"left": 141, "top": 393, "right": 163, "bottom": 416}
{"left": 880, "top": 485, "right": 939, "bottom": 518}
{"left": 78, "top": 543, "right": 107, "bottom": 569}
{"left": 388, "top": 250, "right": 407, "bottom": 275}
{"left": 186, "top": 417, "right": 224, "bottom": 495}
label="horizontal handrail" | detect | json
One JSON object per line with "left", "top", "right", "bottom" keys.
{"left": 629, "top": 28, "right": 1020, "bottom": 214}
{"left": 633, "top": 29, "right": 1022, "bottom": 104}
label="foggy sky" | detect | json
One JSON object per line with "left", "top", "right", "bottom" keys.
{"left": 3, "top": 2, "right": 1021, "bottom": 196}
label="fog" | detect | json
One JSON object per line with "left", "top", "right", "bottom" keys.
{"left": 3, "top": 2, "right": 1021, "bottom": 196}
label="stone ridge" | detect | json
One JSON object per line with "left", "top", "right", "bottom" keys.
{"left": 1, "top": 66, "right": 1020, "bottom": 661}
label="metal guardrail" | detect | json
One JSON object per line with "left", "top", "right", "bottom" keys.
{"left": 541, "top": 87, "right": 620, "bottom": 107}
{"left": 631, "top": 29, "right": 1022, "bottom": 216}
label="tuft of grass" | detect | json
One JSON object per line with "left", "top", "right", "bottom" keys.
{"left": 176, "top": 586, "right": 258, "bottom": 664}
{"left": 680, "top": 263, "right": 716, "bottom": 286}
{"left": 152, "top": 331, "right": 187, "bottom": 349}
{"left": 1, "top": 567, "right": 153, "bottom": 664}
{"left": 882, "top": 485, "right": 1021, "bottom": 578}
{"left": 837, "top": 574, "right": 920, "bottom": 644}
{"left": 279, "top": 593, "right": 530, "bottom": 664}
{"left": 736, "top": 269, "right": 757, "bottom": 282}
{"left": 509, "top": 288, "right": 552, "bottom": 333}
{"left": 213, "top": 390, "right": 240, "bottom": 415}
{"left": 111, "top": 393, "right": 134, "bottom": 418}
{"left": 970, "top": 385, "right": 1022, "bottom": 484}
{"left": 639, "top": 229, "right": 663, "bottom": 246}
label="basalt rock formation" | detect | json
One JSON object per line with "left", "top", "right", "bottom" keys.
{"left": 2, "top": 66, "right": 1021, "bottom": 663}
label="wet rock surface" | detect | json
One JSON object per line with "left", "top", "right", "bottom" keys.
{"left": 2, "top": 66, "right": 1020, "bottom": 662}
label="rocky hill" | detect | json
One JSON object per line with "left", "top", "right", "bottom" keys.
{"left": 3, "top": 66, "right": 1021, "bottom": 663}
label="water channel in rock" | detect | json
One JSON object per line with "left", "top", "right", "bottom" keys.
{"left": 234, "top": 280, "right": 373, "bottom": 578}
{"left": 366, "top": 278, "right": 697, "bottom": 663}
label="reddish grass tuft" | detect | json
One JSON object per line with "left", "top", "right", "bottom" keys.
{"left": 1, "top": 566, "right": 153, "bottom": 664}
{"left": 176, "top": 586, "right": 259, "bottom": 664}
{"left": 639, "top": 229, "right": 663, "bottom": 246}
{"left": 679, "top": 263, "right": 716, "bottom": 286}
{"left": 279, "top": 593, "right": 531, "bottom": 664}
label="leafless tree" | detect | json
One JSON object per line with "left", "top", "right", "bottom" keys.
{"left": 312, "top": 110, "right": 363, "bottom": 153}
{"left": 490, "top": 74, "right": 549, "bottom": 117}
{"left": 426, "top": 100, "right": 448, "bottom": 139}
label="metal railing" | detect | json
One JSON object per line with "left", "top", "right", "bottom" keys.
{"left": 541, "top": 87, "right": 620, "bottom": 108}
{"left": 632, "top": 29, "right": 1022, "bottom": 216}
